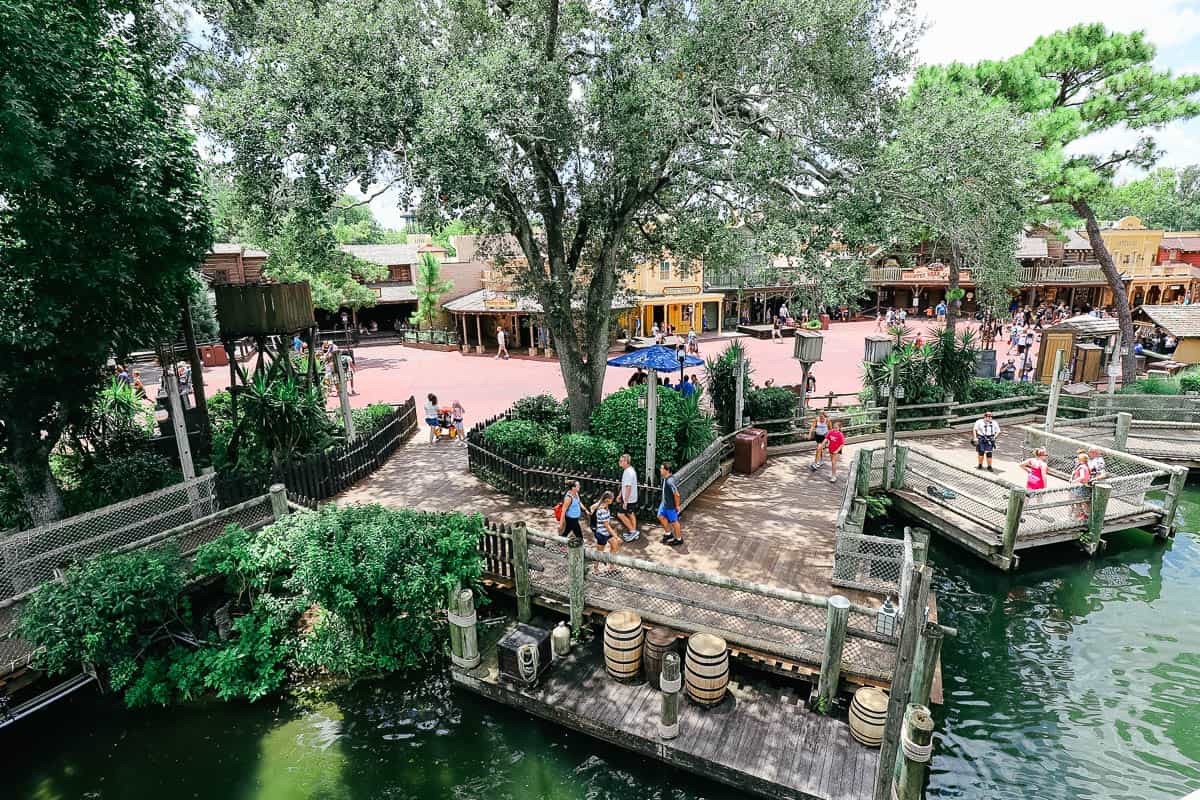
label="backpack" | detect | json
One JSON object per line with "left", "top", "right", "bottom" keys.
{"left": 553, "top": 501, "right": 564, "bottom": 521}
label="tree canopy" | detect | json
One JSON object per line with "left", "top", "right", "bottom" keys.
{"left": 198, "top": 0, "right": 917, "bottom": 429}
{"left": 913, "top": 24, "right": 1200, "bottom": 378}
{"left": 1092, "top": 166, "right": 1200, "bottom": 231}
{"left": 0, "top": 0, "right": 211, "bottom": 523}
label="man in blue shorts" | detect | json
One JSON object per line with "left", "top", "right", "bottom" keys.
{"left": 657, "top": 462, "right": 683, "bottom": 547}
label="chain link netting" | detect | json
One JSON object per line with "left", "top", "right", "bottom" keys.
{"left": 832, "top": 531, "right": 906, "bottom": 596}
{"left": 1089, "top": 394, "right": 1200, "bottom": 423}
{"left": 0, "top": 475, "right": 220, "bottom": 600}
{"left": 1056, "top": 416, "right": 1200, "bottom": 462}
{"left": 525, "top": 537, "right": 896, "bottom": 682}
{"left": 901, "top": 449, "right": 1010, "bottom": 537}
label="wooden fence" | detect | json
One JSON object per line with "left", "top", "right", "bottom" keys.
{"left": 217, "top": 396, "right": 419, "bottom": 507}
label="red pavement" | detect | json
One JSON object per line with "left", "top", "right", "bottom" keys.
{"left": 155, "top": 318, "right": 1027, "bottom": 425}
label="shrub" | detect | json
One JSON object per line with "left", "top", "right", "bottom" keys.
{"left": 960, "top": 378, "right": 1040, "bottom": 404}
{"left": 351, "top": 403, "right": 395, "bottom": 438}
{"left": 746, "top": 386, "right": 798, "bottom": 424}
{"left": 546, "top": 433, "right": 621, "bottom": 474}
{"left": 802, "top": 319, "right": 821, "bottom": 330}
{"left": 705, "top": 342, "right": 752, "bottom": 433}
{"left": 1180, "top": 372, "right": 1200, "bottom": 394}
{"left": 0, "top": 462, "right": 30, "bottom": 531}
{"left": 510, "top": 394, "right": 569, "bottom": 431}
{"left": 674, "top": 395, "right": 717, "bottom": 462}
{"left": 61, "top": 451, "right": 181, "bottom": 516}
{"left": 591, "top": 385, "right": 686, "bottom": 469}
{"left": 482, "top": 419, "right": 550, "bottom": 459}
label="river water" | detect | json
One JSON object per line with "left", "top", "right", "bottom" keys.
{"left": 5, "top": 491, "right": 1199, "bottom": 800}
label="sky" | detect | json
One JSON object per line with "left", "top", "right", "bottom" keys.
{"left": 350, "top": 0, "right": 1200, "bottom": 228}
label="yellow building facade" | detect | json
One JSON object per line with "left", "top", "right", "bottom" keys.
{"left": 1094, "top": 217, "right": 1196, "bottom": 306}
{"left": 623, "top": 257, "right": 724, "bottom": 335}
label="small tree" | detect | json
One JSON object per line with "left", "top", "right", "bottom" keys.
{"left": 409, "top": 252, "right": 454, "bottom": 330}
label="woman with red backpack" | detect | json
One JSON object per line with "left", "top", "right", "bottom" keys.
{"left": 556, "top": 480, "right": 584, "bottom": 540}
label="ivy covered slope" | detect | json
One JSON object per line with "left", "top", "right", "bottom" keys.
{"left": 18, "top": 505, "right": 485, "bottom": 707}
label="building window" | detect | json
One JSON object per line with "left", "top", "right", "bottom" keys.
{"left": 389, "top": 264, "right": 412, "bottom": 282}
{"left": 659, "top": 259, "right": 670, "bottom": 280}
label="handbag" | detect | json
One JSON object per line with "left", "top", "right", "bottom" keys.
{"left": 553, "top": 502, "right": 564, "bottom": 522}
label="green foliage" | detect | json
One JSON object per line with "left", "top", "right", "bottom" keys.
{"left": 61, "top": 452, "right": 181, "bottom": 517}
{"left": 1093, "top": 166, "right": 1200, "bottom": 231}
{"left": 351, "top": 404, "right": 396, "bottom": 438}
{"left": 1119, "top": 376, "right": 1180, "bottom": 395}
{"left": 673, "top": 396, "right": 717, "bottom": 463}
{"left": 802, "top": 320, "right": 822, "bottom": 330}
{"left": 482, "top": 420, "right": 549, "bottom": 460}
{"left": 228, "top": 374, "right": 340, "bottom": 471}
{"left": 590, "top": 386, "right": 688, "bottom": 470}
{"left": 960, "top": 378, "right": 1040, "bottom": 404}
{"left": 64, "top": 379, "right": 156, "bottom": 464}
{"left": 746, "top": 387, "right": 799, "bottom": 424}
{"left": 408, "top": 252, "right": 454, "bottom": 329}
{"left": 1, "top": 0, "right": 211, "bottom": 525}
{"left": 546, "top": 434, "right": 621, "bottom": 475}
{"left": 864, "top": 494, "right": 892, "bottom": 520}
{"left": 1179, "top": 372, "right": 1200, "bottom": 394}
{"left": 510, "top": 394, "right": 570, "bottom": 432}
{"left": 0, "top": 461, "right": 29, "bottom": 531}
{"left": 863, "top": 329, "right": 979, "bottom": 409}
{"left": 705, "top": 342, "right": 753, "bottom": 433}
{"left": 18, "top": 547, "right": 187, "bottom": 678}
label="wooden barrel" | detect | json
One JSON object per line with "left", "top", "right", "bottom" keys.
{"left": 643, "top": 627, "right": 677, "bottom": 690}
{"left": 848, "top": 687, "right": 889, "bottom": 747}
{"left": 603, "top": 610, "right": 644, "bottom": 682}
{"left": 684, "top": 632, "right": 729, "bottom": 706}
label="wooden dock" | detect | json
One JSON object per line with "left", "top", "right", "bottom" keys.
{"left": 453, "top": 621, "right": 878, "bottom": 800}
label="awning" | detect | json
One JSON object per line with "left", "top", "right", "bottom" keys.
{"left": 636, "top": 292, "right": 725, "bottom": 306}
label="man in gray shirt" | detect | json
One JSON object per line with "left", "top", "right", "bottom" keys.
{"left": 616, "top": 453, "right": 640, "bottom": 541}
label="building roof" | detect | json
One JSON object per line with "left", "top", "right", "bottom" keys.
{"left": 341, "top": 243, "right": 420, "bottom": 266}
{"left": 1016, "top": 236, "right": 1048, "bottom": 259}
{"left": 1063, "top": 231, "right": 1092, "bottom": 251}
{"left": 372, "top": 284, "right": 418, "bottom": 303}
{"left": 211, "top": 243, "right": 245, "bottom": 255}
{"left": 1162, "top": 235, "right": 1200, "bottom": 252}
{"left": 1136, "top": 305, "right": 1200, "bottom": 337}
{"left": 444, "top": 288, "right": 634, "bottom": 314}
{"left": 1046, "top": 314, "right": 1120, "bottom": 336}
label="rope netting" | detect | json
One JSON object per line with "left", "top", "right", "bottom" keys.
{"left": 901, "top": 449, "right": 1010, "bottom": 536}
{"left": 832, "top": 531, "right": 907, "bottom": 596}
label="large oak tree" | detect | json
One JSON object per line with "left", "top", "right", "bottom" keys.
{"left": 200, "top": 0, "right": 916, "bottom": 430}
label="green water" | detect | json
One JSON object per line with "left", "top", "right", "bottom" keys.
{"left": 5, "top": 494, "right": 1200, "bottom": 800}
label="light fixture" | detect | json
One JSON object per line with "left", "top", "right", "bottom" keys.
{"left": 875, "top": 596, "right": 898, "bottom": 637}
{"left": 894, "top": 385, "right": 906, "bottom": 400}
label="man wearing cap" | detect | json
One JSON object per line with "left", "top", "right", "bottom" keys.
{"left": 973, "top": 411, "right": 1000, "bottom": 472}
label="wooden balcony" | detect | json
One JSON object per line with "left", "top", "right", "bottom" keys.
{"left": 1017, "top": 265, "right": 1106, "bottom": 285}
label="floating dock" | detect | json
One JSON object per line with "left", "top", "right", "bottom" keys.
{"left": 452, "top": 621, "right": 878, "bottom": 800}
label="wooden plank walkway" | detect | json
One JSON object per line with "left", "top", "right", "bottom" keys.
{"left": 453, "top": 621, "right": 878, "bottom": 800}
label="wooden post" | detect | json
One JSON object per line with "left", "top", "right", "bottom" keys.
{"left": 1113, "top": 412, "right": 1132, "bottom": 451}
{"left": 908, "top": 622, "right": 943, "bottom": 708}
{"left": 269, "top": 483, "right": 289, "bottom": 521}
{"left": 333, "top": 352, "right": 356, "bottom": 441}
{"left": 645, "top": 374, "right": 658, "bottom": 484}
{"left": 734, "top": 354, "right": 747, "bottom": 431}
{"left": 1159, "top": 467, "right": 1187, "bottom": 539}
{"left": 659, "top": 652, "right": 681, "bottom": 739}
{"left": 891, "top": 444, "right": 908, "bottom": 491}
{"left": 456, "top": 588, "right": 480, "bottom": 668}
{"left": 1107, "top": 330, "right": 1122, "bottom": 395}
{"left": 891, "top": 703, "right": 935, "bottom": 800}
{"left": 447, "top": 583, "right": 464, "bottom": 665}
{"left": 1001, "top": 487, "right": 1025, "bottom": 569}
{"left": 854, "top": 448, "right": 872, "bottom": 497}
{"left": 812, "top": 595, "right": 849, "bottom": 713}
{"left": 1044, "top": 348, "right": 1065, "bottom": 433}
{"left": 1086, "top": 481, "right": 1111, "bottom": 552}
{"left": 907, "top": 527, "right": 930, "bottom": 566}
{"left": 475, "top": 315, "right": 483, "bottom": 354}
{"left": 882, "top": 363, "right": 899, "bottom": 490}
{"left": 512, "top": 522, "right": 532, "bottom": 623}
{"left": 567, "top": 535, "right": 585, "bottom": 636}
{"left": 874, "top": 564, "right": 931, "bottom": 800}
{"left": 162, "top": 368, "right": 196, "bottom": 481}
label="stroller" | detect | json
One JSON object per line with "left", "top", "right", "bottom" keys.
{"left": 432, "top": 407, "right": 460, "bottom": 442}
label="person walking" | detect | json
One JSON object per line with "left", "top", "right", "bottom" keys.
{"left": 451, "top": 400, "right": 467, "bottom": 446}
{"left": 973, "top": 411, "right": 999, "bottom": 471}
{"left": 771, "top": 315, "right": 782, "bottom": 342}
{"left": 824, "top": 420, "right": 846, "bottom": 483}
{"left": 616, "top": 453, "right": 639, "bottom": 540}
{"left": 589, "top": 491, "right": 621, "bottom": 557}
{"left": 808, "top": 410, "right": 830, "bottom": 471}
{"left": 424, "top": 393, "right": 439, "bottom": 443}
{"left": 495, "top": 326, "right": 509, "bottom": 359}
{"left": 657, "top": 463, "right": 683, "bottom": 547}
{"left": 558, "top": 480, "right": 584, "bottom": 540}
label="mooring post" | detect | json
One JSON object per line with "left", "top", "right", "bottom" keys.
{"left": 455, "top": 588, "right": 480, "bottom": 669}
{"left": 447, "top": 583, "right": 464, "bottom": 665}
{"left": 891, "top": 444, "right": 909, "bottom": 490}
{"left": 1159, "top": 467, "right": 1187, "bottom": 539}
{"left": 1086, "top": 481, "right": 1111, "bottom": 553}
{"left": 908, "top": 622, "right": 943, "bottom": 709}
{"left": 882, "top": 366, "right": 899, "bottom": 490}
{"left": 891, "top": 703, "right": 935, "bottom": 800}
{"left": 1113, "top": 412, "right": 1132, "bottom": 451}
{"left": 659, "top": 652, "right": 681, "bottom": 739}
{"left": 812, "top": 595, "right": 849, "bottom": 713}
{"left": 645, "top": 373, "right": 658, "bottom": 484}
{"left": 567, "top": 535, "right": 585, "bottom": 635}
{"left": 162, "top": 367, "right": 196, "bottom": 481}
{"left": 512, "top": 523, "right": 532, "bottom": 623}
{"left": 854, "top": 448, "right": 872, "bottom": 497}
{"left": 874, "top": 564, "right": 932, "bottom": 800}
{"left": 1001, "top": 487, "right": 1026, "bottom": 569}
{"left": 907, "top": 527, "right": 930, "bottom": 566}
{"left": 333, "top": 353, "right": 356, "bottom": 441}
{"left": 269, "top": 483, "right": 289, "bottom": 521}
{"left": 1044, "top": 349, "right": 1065, "bottom": 433}
{"left": 734, "top": 354, "right": 747, "bottom": 432}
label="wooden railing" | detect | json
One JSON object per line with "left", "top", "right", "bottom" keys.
{"left": 1017, "top": 264, "right": 1106, "bottom": 284}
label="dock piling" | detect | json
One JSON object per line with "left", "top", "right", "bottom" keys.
{"left": 513, "top": 522, "right": 532, "bottom": 622}
{"left": 891, "top": 703, "right": 934, "bottom": 800}
{"left": 891, "top": 444, "right": 908, "bottom": 490}
{"left": 455, "top": 589, "right": 480, "bottom": 668}
{"left": 1000, "top": 488, "right": 1025, "bottom": 569}
{"left": 269, "top": 483, "right": 289, "bottom": 521}
{"left": 812, "top": 595, "right": 849, "bottom": 713}
{"left": 1085, "top": 482, "right": 1111, "bottom": 553}
{"left": 1113, "top": 412, "right": 1132, "bottom": 451}
{"left": 659, "top": 652, "right": 681, "bottom": 740}
{"left": 567, "top": 535, "right": 585, "bottom": 635}
{"left": 1159, "top": 467, "right": 1187, "bottom": 539}
{"left": 908, "top": 621, "right": 943, "bottom": 709}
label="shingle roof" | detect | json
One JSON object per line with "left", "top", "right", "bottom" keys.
{"left": 1136, "top": 304, "right": 1200, "bottom": 337}
{"left": 1162, "top": 236, "right": 1200, "bottom": 252}
{"left": 443, "top": 289, "right": 634, "bottom": 314}
{"left": 341, "top": 244, "right": 420, "bottom": 266}
{"left": 211, "top": 243, "right": 244, "bottom": 254}
{"left": 1047, "top": 314, "right": 1120, "bottom": 336}
{"left": 1016, "top": 236, "right": 1048, "bottom": 259}
{"left": 373, "top": 284, "right": 417, "bottom": 303}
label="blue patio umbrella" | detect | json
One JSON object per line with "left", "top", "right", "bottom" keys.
{"left": 607, "top": 344, "right": 704, "bottom": 374}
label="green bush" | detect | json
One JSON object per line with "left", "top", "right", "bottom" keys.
{"left": 482, "top": 419, "right": 550, "bottom": 460}
{"left": 351, "top": 403, "right": 395, "bottom": 438}
{"left": 0, "top": 462, "right": 30, "bottom": 531}
{"left": 705, "top": 342, "right": 752, "bottom": 433}
{"left": 61, "top": 451, "right": 181, "bottom": 517}
{"left": 510, "top": 394, "right": 570, "bottom": 431}
{"left": 1180, "top": 372, "right": 1200, "bottom": 394}
{"left": 546, "top": 433, "right": 621, "bottom": 474}
{"left": 591, "top": 385, "right": 686, "bottom": 469}
{"left": 1119, "top": 376, "right": 1180, "bottom": 395}
{"left": 960, "top": 378, "right": 1041, "bottom": 404}
{"left": 674, "top": 395, "right": 717, "bottom": 462}
{"left": 746, "top": 386, "right": 798, "bottom": 423}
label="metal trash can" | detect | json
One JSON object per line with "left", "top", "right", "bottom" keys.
{"left": 733, "top": 428, "right": 768, "bottom": 474}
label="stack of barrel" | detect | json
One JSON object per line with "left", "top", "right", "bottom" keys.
{"left": 603, "top": 610, "right": 730, "bottom": 707}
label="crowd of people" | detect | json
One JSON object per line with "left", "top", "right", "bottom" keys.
{"left": 556, "top": 456, "right": 683, "bottom": 558}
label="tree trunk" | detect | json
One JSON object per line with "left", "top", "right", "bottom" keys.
{"left": 1075, "top": 200, "right": 1136, "bottom": 382}
{"left": 5, "top": 417, "right": 65, "bottom": 526}
{"left": 946, "top": 248, "right": 960, "bottom": 335}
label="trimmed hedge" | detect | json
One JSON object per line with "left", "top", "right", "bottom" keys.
{"left": 546, "top": 433, "right": 621, "bottom": 474}
{"left": 482, "top": 419, "right": 549, "bottom": 460}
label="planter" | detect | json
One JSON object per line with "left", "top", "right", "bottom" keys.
{"left": 475, "top": 345, "right": 485, "bottom": 354}
{"left": 461, "top": 344, "right": 471, "bottom": 354}
{"left": 819, "top": 313, "right": 831, "bottom": 330}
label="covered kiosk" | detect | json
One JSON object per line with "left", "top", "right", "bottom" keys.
{"left": 1134, "top": 305, "right": 1200, "bottom": 364}
{"left": 445, "top": 289, "right": 634, "bottom": 355}
{"left": 1038, "top": 314, "right": 1121, "bottom": 385}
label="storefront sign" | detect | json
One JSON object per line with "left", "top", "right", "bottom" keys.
{"left": 663, "top": 286, "right": 701, "bottom": 295}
